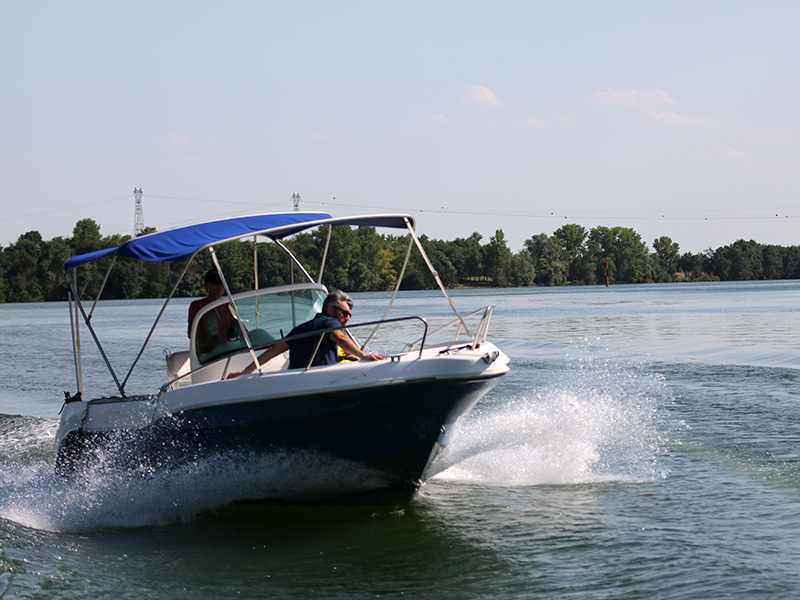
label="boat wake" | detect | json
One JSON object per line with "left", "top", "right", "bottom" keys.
{"left": 431, "top": 345, "right": 670, "bottom": 487}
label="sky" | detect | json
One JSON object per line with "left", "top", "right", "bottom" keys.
{"left": 2, "top": 1, "right": 798, "bottom": 254}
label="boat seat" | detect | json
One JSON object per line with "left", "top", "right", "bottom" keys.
{"left": 247, "top": 328, "right": 276, "bottom": 347}
{"left": 166, "top": 350, "right": 191, "bottom": 389}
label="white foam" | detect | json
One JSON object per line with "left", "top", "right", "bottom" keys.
{"left": 0, "top": 450, "right": 389, "bottom": 532}
{"left": 433, "top": 353, "right": 669, "bottom": 486}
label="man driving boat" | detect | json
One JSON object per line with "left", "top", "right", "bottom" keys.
{"left": 228, "top": 290, "right": 385, "bottom": 377}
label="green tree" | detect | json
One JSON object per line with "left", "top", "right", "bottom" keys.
{"left": 374, "top": 247, "right": 397, "bottom": 290}
{"left": 40, "top": 236, "right": 72, "bottom": 300}
{"left": 524, "top": 233, "right": 567, "bottom": 286}
{"left": 215, "top": 239, "right": 255, "bottom": 293}
{"left": 761, "top": 244, "right": 783, "bottom": 280}
{"left": 255, "top": 242, "right": 295, "bottom": 288}
{"left": 313, "top": 226, "right": 356, "bottom": 291}
{"left": 289, "top": 230, "right": 324, "bottom": 283}
{"left": 783, "top": 246, "right": 800, "bottom": 279}
{"left": 444, "top": 232, "right": 484, "bottom": 283}
{"left": 586, "top": 226, "right": 651, "bottom": 284}
{"left": 0, "top": 245, "right": 7, "bottom": 302}
{"left": 553, "top": 224, "right": 588, "bottom": 282}
{"left": 397, "top": 235, "right": 457, "bottom": 290}
{"left": 484, "top": 230, "right": 512, "bottom": 287}
{"left": 505, "top": 251, "right": 536, "bottom": 287}
{"left": 70, "top": 218, "right": 103, "bottom": 255}
{"left": 1, "top": 231, "right": 72, "bottom": 301}
{"left": 652, "top": 236, "right": 680, "bottom": 282}
{"left": 68, "top": 218, "right": 109, "bottom": 299}
{"left": 3, "top": 231, "right": 45, "bottom": 302}
{"left": 348, "top": 226, "right": 385, "bottom": 292}
{"left": 709, "top": 240, "right": 763, "bottom": 281}
{"left": 103, "top": 233, "right": 143, "bottom": 299}
{"left": 677, "top": 251, "right": 712, "bottom": 280}
{"left": 11, "top": 213, "right": 800, "bottom": 302}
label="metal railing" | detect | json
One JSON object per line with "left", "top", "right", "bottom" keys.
{"left": 403, "top": 305, "right": 495, "bottom": 352}
{"left": 160, "top": 315, "right": 429, "bottom": 392}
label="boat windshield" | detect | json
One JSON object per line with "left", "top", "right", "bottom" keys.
{"left": 193, "top": 285, "right": 327, "bottom": 365}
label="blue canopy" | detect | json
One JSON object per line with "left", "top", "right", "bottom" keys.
{"left": 64, "top": 212, "right": 332, "bottom": 271}
{"left": 63, "top": 212, "right": 415, "bottom": 271}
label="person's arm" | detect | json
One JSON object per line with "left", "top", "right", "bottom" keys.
{"left": 330, "top": 330, "right": 386, "bottom": 361}
{"left": 227, "top": 341, "right": 290, "bottom": 378}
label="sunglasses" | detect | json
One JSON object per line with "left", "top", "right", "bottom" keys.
{"left": 334, "top": 306, "right": 352, "bottom": 319}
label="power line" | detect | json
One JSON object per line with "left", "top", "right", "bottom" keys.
{"left": 297, "top": 198, "right": 798, "bottom": 221}
{"left": 0, "top": 196, "right": 130, "bottom": 223}
{"left": 4, "top": 192, "right": 796, "bottom": 242}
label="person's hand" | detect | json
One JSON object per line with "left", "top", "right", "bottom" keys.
{"left": 362, "top": 353, "right": 387, "bottom": 361}
{"left": 227, "top": 371, "right": 244, "bottom": 379}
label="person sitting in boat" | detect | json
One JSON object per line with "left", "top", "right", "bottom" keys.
{"left": 188, "top": 269, "right": 237, "bottom": 356}
{"left": 227, "top": 290, "right": 385, "bottom": 377}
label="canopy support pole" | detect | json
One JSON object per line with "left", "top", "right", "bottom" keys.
{"left": 318, "top": 224, "right": 333, "bottom": 283}
{"left": 88, "top": 255, "right": 117, "bottom": 322}
{"left": 209, "top": 248, "right": 259, "bottom": 378}
{"left": 66, "top": 270, "right": 124, "bottom": 397}
{"left": 361, "top": 234, "right": 414, "bottom": 349}
{"left": 120, "top": 257, "right": 194, "bottom": 393}
{"left": 273, "top": 238, "right": 314, "bottom": 283}
{"left": 253, "top": 235, "right": 260, "bottom": 328}
{"left": 404, "top": 216, "right": 471, "bottom": 337}
{"left": 253, "top": 235, "right": 259, "bottom": 289}
{"left": 68, "top": 274, "right": 83, "bottom": 397}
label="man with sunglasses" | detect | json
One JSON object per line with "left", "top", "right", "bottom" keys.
{"left": 228, "top": 290, "right": 385, "bottom": 377}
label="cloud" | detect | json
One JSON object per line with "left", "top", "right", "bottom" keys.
{"left": 687, "top": 152, "right": 713, "bottom": 163}
{"left": 686, "top": 146, "right": 756, "bottom": 165}
{"left": 645, "top": 111, "right": 798, "bottom": 143}
{"left": 555, "top": 113, "right": 574, "bottom": 124}
{"left": 590, "top": 89, "right": 799, "bottom": 146}
{"left": 302, "top": 132, "right": 335, "bottom": 141}
{"left": 428, "top": 114, "right": 454, "bottom": 124}
{"left": 460, "top": 85, "right": 504, "bottom": 109}
{"left": 590, "top": 89, "right": 677, "bottom": 110}
{"left": 745, "top": 126, "right": 799, "bottom": 144}
{"left": 713, "top": 145, "right": 757, "bottom": 164}
{"left": 166, "top": 134, "right": 196, "bottom": 146}
{"left": 511, "top": 117, "right": 548, "bottom": 129}
{"left": 644, "top": 110, "right": 722, "bottom": 128}
{"left": 629, "top": 144, "right": 660, "bottom": 164}
{"left": 166, "top": 134, "right": 221, "bottom": 147}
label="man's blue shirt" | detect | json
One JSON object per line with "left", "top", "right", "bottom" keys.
{"left": 286, "top": 312, "right": 341, "bottom": 369}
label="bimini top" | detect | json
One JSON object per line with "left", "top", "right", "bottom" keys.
{"left": 63, "top": 212, "right": 415, "bottom": 271}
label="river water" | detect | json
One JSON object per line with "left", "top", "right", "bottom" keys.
{"left": 1, "top": 281, "right": 799, "bottom": 599}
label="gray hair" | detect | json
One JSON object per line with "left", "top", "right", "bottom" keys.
{"left": 323, "top": 290, "right": 353, "bottom": 310}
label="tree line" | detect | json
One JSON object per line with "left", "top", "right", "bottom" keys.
{"left": 1, "top": 218, "right": 799, "bottom": 303}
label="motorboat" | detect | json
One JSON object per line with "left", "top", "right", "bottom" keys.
{"left": 56, "top": 212, "right": 510, "bottom": 504}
